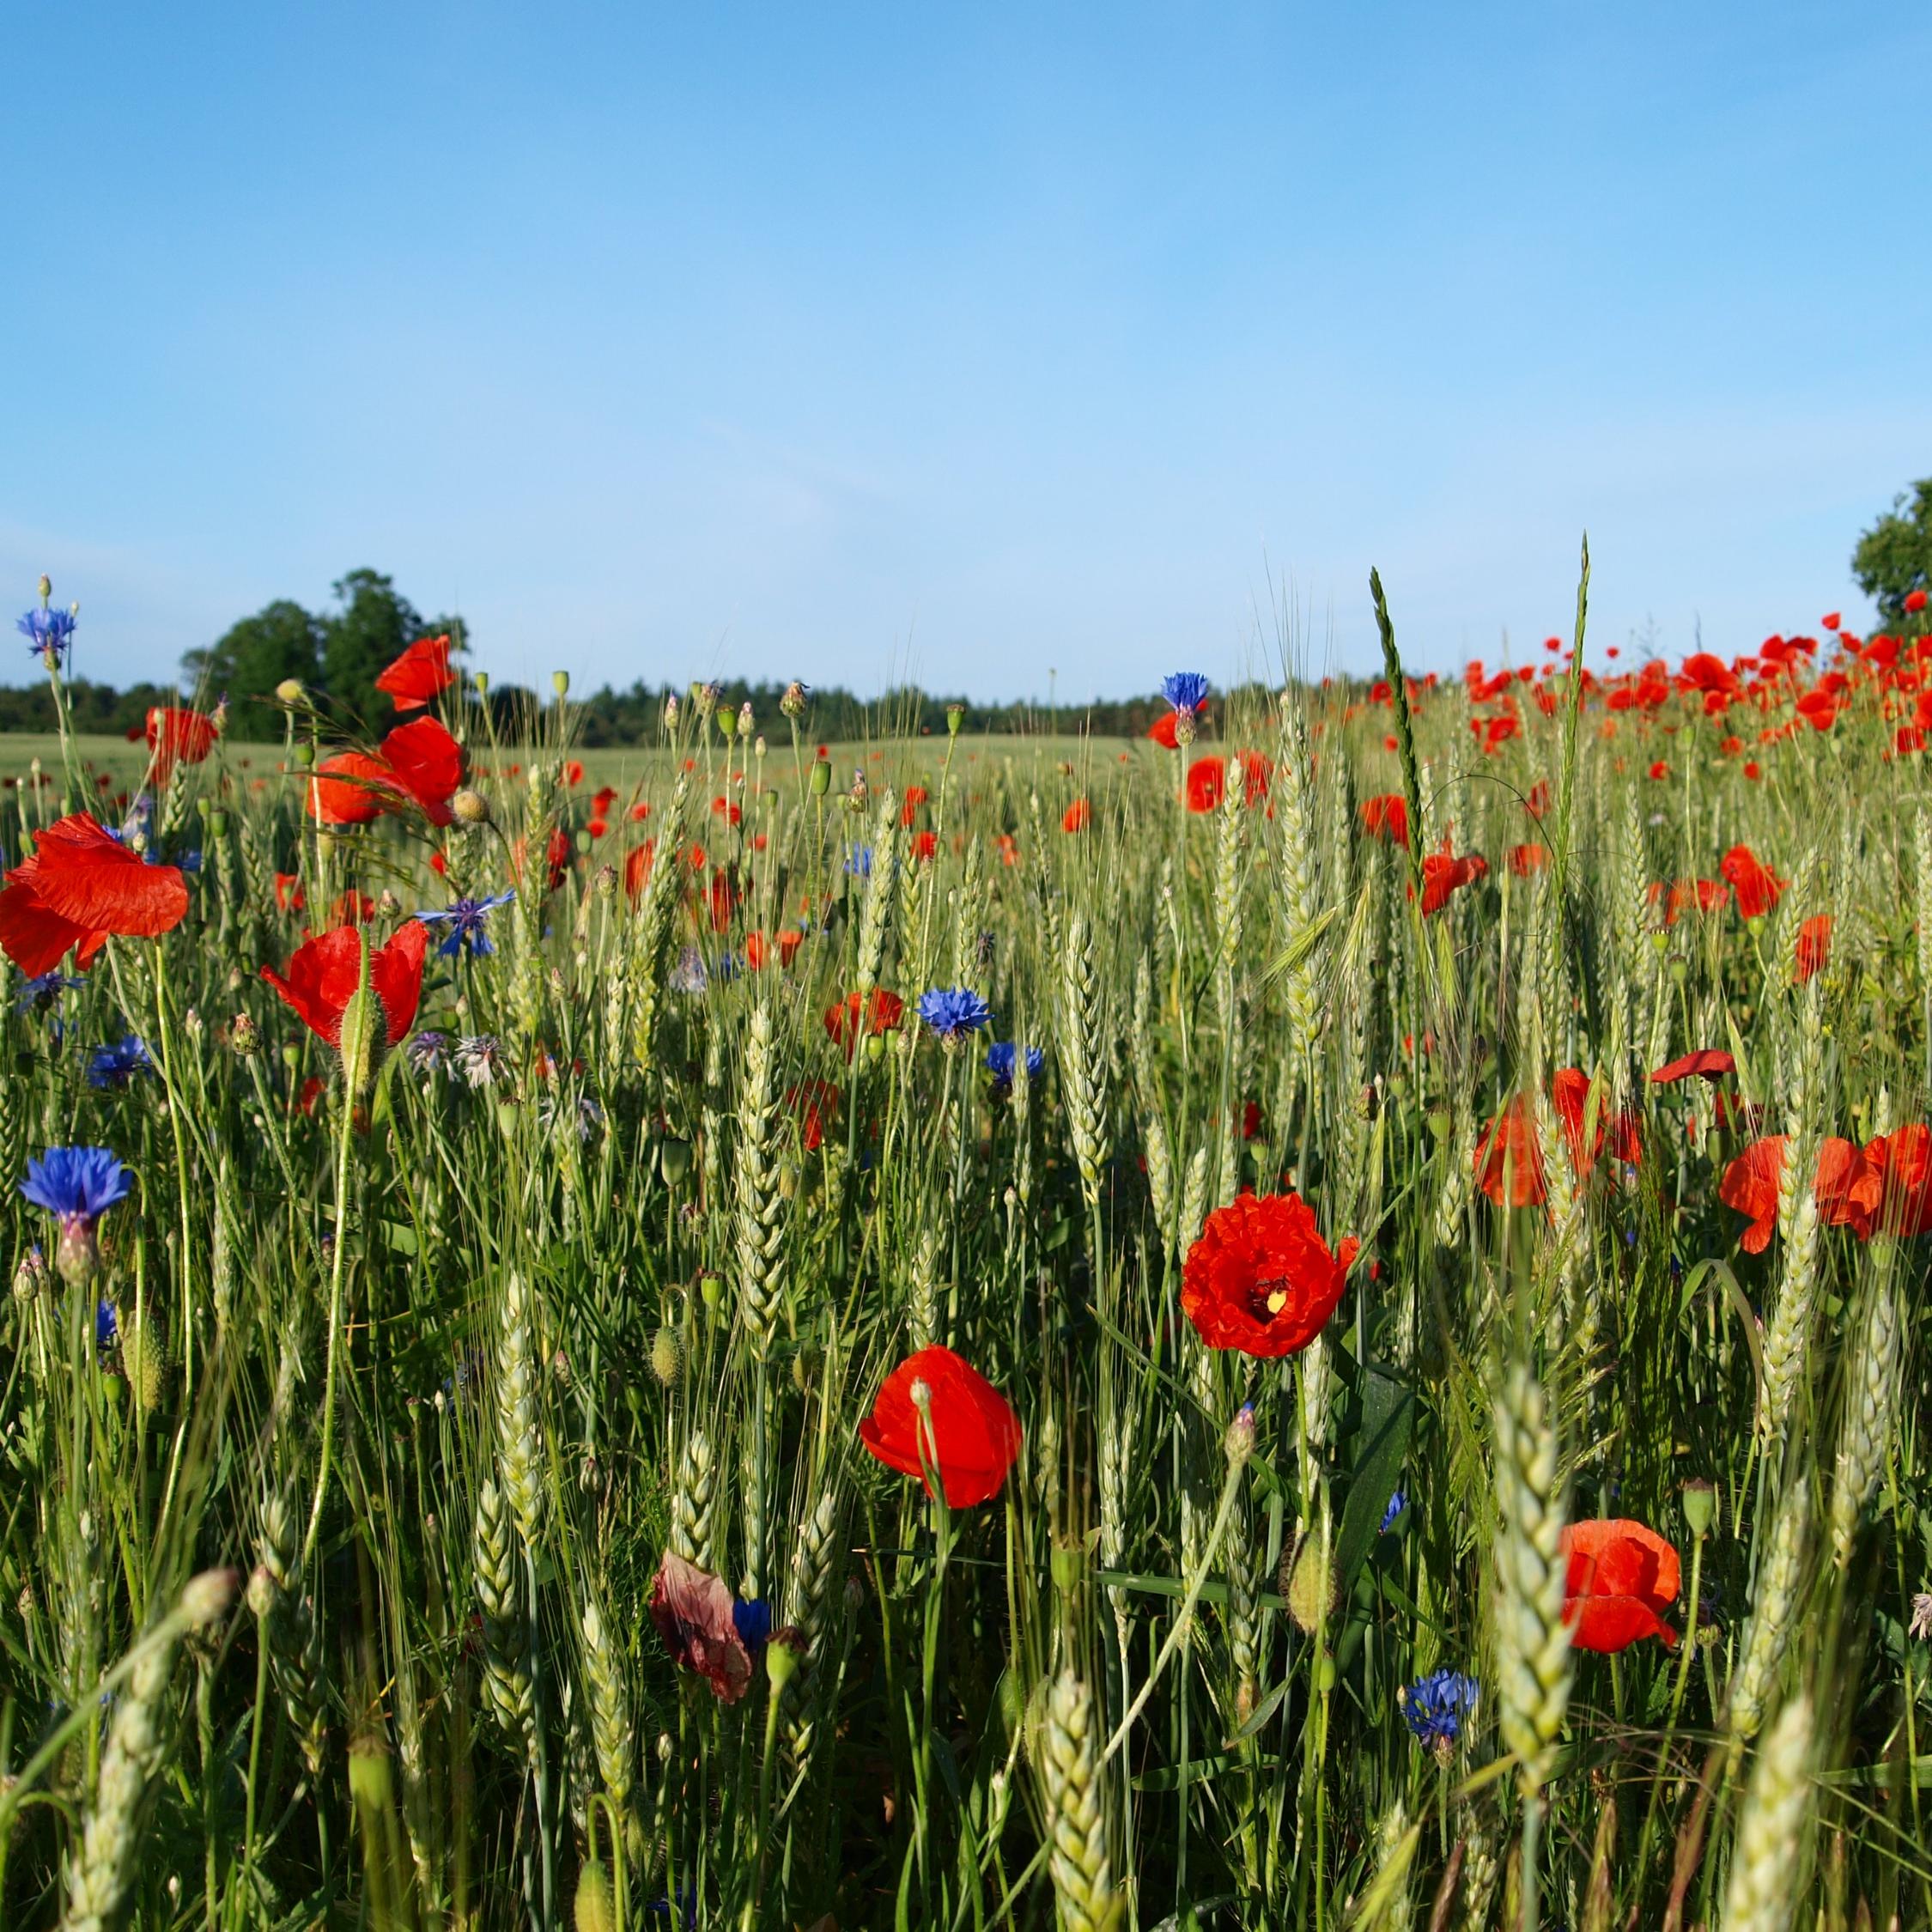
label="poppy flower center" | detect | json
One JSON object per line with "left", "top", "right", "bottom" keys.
{"left": 1247, "top": 1275, "right": 1294, "bottom": 1321}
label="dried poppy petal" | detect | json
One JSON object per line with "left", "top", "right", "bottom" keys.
{"left": 1180, "top": 1192, "right": 1358, "bottom": 1358}
{"left": 860, "top": 1346, "right": 1022, "bottom": 1507}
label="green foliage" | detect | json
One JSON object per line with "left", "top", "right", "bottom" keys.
{"left": 181, "top": 598, "right": 324, "bottom": 738}
{"left": 1851, "top": 477, "right": 1932, "bottom": 630}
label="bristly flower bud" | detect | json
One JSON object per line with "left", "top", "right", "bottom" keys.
{"left": 37, "top": 574, "right": 52, "bottom": 602}
{"left": 452, "top": 787, "right": 489, "bottom": 826}
{"left": 664, "top": 693, "right": 681, "bottom": 729}
{"left": 275, "top": 678, "right": 305, "bottom": 706}
{"left": 781, "top": 680, "right": 808, "bottom": 719}
{"left": 13, "top": 1245, "right": 47, "bottom": 1303}
{"left": 1224, "top": 1403, "right": 1256, "bottom": 1467}
{"left": 738, "top": 700, "right": 754, "bottom": 738}
{"left": 337, "top": 981, "right": 385, "bottom": 1099}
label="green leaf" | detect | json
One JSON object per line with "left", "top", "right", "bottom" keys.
{"left": 382, "top": 1220, "right": 419, "bottom": 1257}
{"left": 1332, "top": 1366, "right": 1413, "bottom": 1601}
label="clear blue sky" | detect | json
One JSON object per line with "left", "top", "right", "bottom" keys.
{"left": 5, "top": 3, "right": 1929, "bottom": 703}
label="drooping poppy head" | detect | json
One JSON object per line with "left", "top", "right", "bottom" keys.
{"left": 1185, "top": 756, "right": 1226, "bottom": 813}
{"left": 648, "top": 1551, "right": 754, "bottom": 1704}
{"left": 1560, "top": 1518, "right": 1680, "bottom": 1651}
{"left": 259, "top": 920, "right": 428, "bottom": 1050}
{"left": 145, "top": 706, "right": 219, "bottom": 785}
{"left": 859, "top": 1346, "right": 1023, "bottom": 1507}
{"left": 0, "top": 813, "right": 191, "bottom": 976}
{"left": 374, "top": 634, "right": 456, "bottom": 711}
{"left": 1179, "top": 1191, "right": 1358, "bottom": 1358}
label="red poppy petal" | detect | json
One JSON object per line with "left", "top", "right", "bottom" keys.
{"left": 0, "top": 872, "right": 94, "bottom": 976}
{"left": 1565, "top": 1593, "right": 1677, "bottom": 1652}
{"left": 372, "top": 920, "right": 428, "bottom": 1044}
{"left": 308, "top": 753, "right": 396, "bottom": 825}
{"left": 380, "top": 717, "right": 464, "bottom": 823}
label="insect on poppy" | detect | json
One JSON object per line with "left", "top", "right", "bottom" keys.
{"left": 1180, "top": 1191, "right": 1358, "bottom": 1358}
{"left": 860, "top": 1346, "right": 1023, "bottom": 1507}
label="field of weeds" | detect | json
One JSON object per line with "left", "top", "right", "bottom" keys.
{"left": 2, "top": 586, "right": 1929, "bottom": 1930}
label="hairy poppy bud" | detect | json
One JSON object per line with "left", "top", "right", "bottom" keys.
{"left": 452, "top": 787, "right": 489, "bottom": 826}
{"left": 1285, "top": 1531, "right": 1337, "bottom": 1634}
{"left": 574, "top": 1860, "right": 615, "bottom": 1932}
{"left": 650, "top": 1326, "right": 682, "bottom": 1385}
{"left": 275, "top": 678, "right": 304, "bottom": 706}
{"left": 337, "top": 982, "right": 384, "bottom": 1099}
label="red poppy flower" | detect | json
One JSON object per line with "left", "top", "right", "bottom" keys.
{"left": 1650, "top": 1048, "right": 1736, "bottom": 1084}
{"left": 1905, "top": 588, "right": 1929, "bottom": 615}
{"left": 900, "top": 785, "right": 930, "bottom": 828}
{"left": 629, "top": 799, "right": 650, "bottom": 821}
{"left": 273, "top": 872, "right": 306, "bottom": 914}
{"left": 374, "top": 634, "right": 455, "bottom": 711}
{"left": 145, "top": 706, "right": 219, "bottom": 785}
{"left": 1237, "top": 750, "right": 1273, "bottom": 805}
{"left": 648, "top": 1552, "right": 753, "bottom": 1704}
{"left": 787, "top": 1079, "right": 840, "bottom": 1151}
{"left": 1414, "top": 846, "right": 1488, "bottom": 915}
{"left": 1855, "top": 1124, "right": 1932, "bottom": 1238}
{"left": 1821, "top": 611, "right": 1841, "bottom": 631}
{"left": 1720, "top": 844, "right": 1785, "bottom": 920}
{"left": 1552, "top": 1067, "right": 1642, "bottom": 1175}
{"left": 591, "top": 785, "right": 618, "bottom": 817}
{"left": 623, "top": 841, "right": 655, "bottom": 901}
{"left": 1360, "top": 793, "right": 1410, "bottom": 848}
{"left": 909, "top": 829, "right": 938, "bottom": 862}
{"left": 710, "top": 796, "right": 743, "bottom": 827}
{"left": 259, "top": 920, "right": 428, "bottom": 1049}
{"left": 1508, "top": 842, "right": 1549, "bottom": 876}
{"left": 1561, "top": 1519, "right": 1680, "bottom": 1651}
{"left": 1719, "top": 1134, "right": 1874, "bottom": 1251}
{"left": 0, "top": 813, "right": 191, "bottom": 976}
{"left": 1795, "top": 914, "right": 1832, "bottom": 983}
{"left": 995, "top": 833, "right": 1018, "bottom": 866}
{"left": 824, "top": 988, "right": 904, "bottom": 1056}
{"left": 1062, "top": 799, "right": 1091, "bottom": 833}
{"left": 1648, "top": 760, "right": 1671, "bottom": 781}
{"left": 1473, "top": 1096, "right": 1544, "bottom": 1206}
{"left": 1185, "top": 756, "right": 1226, "bottom": 813}
{"left": 586, "top": 817, "right": 609, "bottom": 841}
{"left": 777, "top": 928, "right": 804, "bottom": 967}
{"left": 859, "top": 1346, "right": 1023, "bottom": 1507}
{"left": 310, "top": 717, "right": 465, "bottom": 828}
{"left": 1179, "top": 1191, "right": 1358, "bottom": 1358}
{"left": 564, "top": 760, "right": 586, "bottom": 788}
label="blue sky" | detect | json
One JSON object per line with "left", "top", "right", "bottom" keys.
{"left": 5, "top": 3, "right": 1929, "bottom": 702}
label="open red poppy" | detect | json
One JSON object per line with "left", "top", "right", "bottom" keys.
{"left": 1718, "top": 1134, "right": 1874, "bottom": 1252}
{"left": 374, "top": 634, "right": 456, "bottom": 711}
{"left": 1473, "top": 1096, "right": 1544, "bottom": 1206}
{"left": 1551, "top": 1067, "right": 1642, "bottom": 1175}
{"left": 309, "top": 717, "right": 465, "bottom": 828}
{"left": 1855, "top": 1124, "right": 1932, "bottom": 1238}
{"left": 1062, "top": 799, "right": 1091, "bottom": 833}
{"left": 860, "top": 1346, "right": 1022, "bottom": 1507}
{"left": 1650, "top": 1048, "right": 1736, "bottom": 1084}
{"left": 0, "top": 812, "right": 191, "bottom": 976}
{"left": 260, "top": 920, "right": 427, "bottom": 1048}
{"left": 824, "top": 988, "right": 904, "bottom": 1056}
{"left": 145, "top": 705, "right": 219, "bottom": 785}
{"left": 1180, "top": 1191, "right": 1358, "bottom": 1358}
{"left": 1794, "top": 914, "right": 1832, "bottom": 983}
{"left": 1185, "top": 756, "right": 1226, "bottom": 813}
{"left": 1561, "top": 1518, "right": 1680, "bottom": 1651}
{"left": 1720, "top": 844, "right": 1785, "bottom": 920}
{"left": 1359, "top": 793, "right": 1409, "bottom": 848}
{"left": 1414, "top": 846, "right": 1488, "bottom": 916}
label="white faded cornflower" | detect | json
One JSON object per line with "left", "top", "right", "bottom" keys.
{"left": 453, "top": 1035, "right": 505, "bottom": 1089}
{"left": 407, "top": 1030, "right": 448, "bottom": 1077}
{"left": 1911, "top": 1592, "right": 1932, "bottom": 1643}
{"left": 543, "top": 1093, "right": 604, "bottom": 1145}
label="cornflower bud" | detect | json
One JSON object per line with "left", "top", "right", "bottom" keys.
{"left": 781, "top": 680, "right": 808, "bottom": 718}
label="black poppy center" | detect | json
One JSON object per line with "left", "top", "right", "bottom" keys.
{"left": 1245, "top": 1274, "right": 1293, "bottom": 1324}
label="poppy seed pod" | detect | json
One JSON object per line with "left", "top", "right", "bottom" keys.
{"left": 809, "top": 758, "right": 831, "bottom": 798}
{"left": 552, "top": 670, "right": 570, "bottom": 697}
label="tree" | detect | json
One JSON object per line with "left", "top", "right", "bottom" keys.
{"left": 181, "top": 598, "right": 325, "bottom": 740}
{"left": 1852, "top": 479, "right": 1932, "bottom": 632}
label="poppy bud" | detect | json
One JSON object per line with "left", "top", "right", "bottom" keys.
{"left": 573, "top": 1864, "right": 614, "bottom": 1932}
{"left": 552, "top": 670, "right": 570, "bottom": 697}
{"left": 1681, "top": 1478, "right": 1716, "bottom": 1537}
{"left": 651, "top": 1326, "right": 682, "bottom": 1384}
{"left": 337, "top": 982, "right": 384, "bottom": 1099}
{"left": 125, "top": 1312, "right": 170, "bottom": 1415}
{"left": 452, "top": 787, "right": 489, "bottom": 826}
{"left": 1284, "top": 1532, "right": 1337, "bottom": 1634}
{"left": 275, "top": 678, "right": 304, "bottom": 706}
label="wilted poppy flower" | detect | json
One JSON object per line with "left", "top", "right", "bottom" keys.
{"left": 374, "top": 634, "right": 455, "bottom": 711}
{"left": 1720, "top": 844, "right": 1785, "bottom": 920}
{"left": 1185, "top": 756, "right": 1226, "bottom": 813}
{"left": 1179, "top": 1191, "right": 1358, "bottom": 1358}
{"left": 860, "top": 1345, "right": 1023, "bottom": 1507}
{"left": 260, "top": 920, "right": 428, "bottom": 1050}
{"left": 1360, "top": 793, "right": 1409, "bottom": 848}
{"left": 1061, "top": 799, "right": 1091, "bottom": 833}
{"left": 1719, "top": 1134, "right": 1873, "bottom": 1252}
{"left": 824, "top": 988, "right": 903, "bottom": 1055}
{"left": 0, "top": 813, "right": 191, "bottom": 976}
{"left": 1562, "top": 1519, "right": 1680, "bottom": 1650}
{"left": 1651, "top": 1048, "right": 1736, "bottom": 1084}
{"left": 648, "top": 1552, "right": 756, "bottom": 1704}
{"left": 1794, "top": 914, "right": 1832, "bottom": 983}
{"left": 145, "top": 706, "right": 219, "bottom": 785}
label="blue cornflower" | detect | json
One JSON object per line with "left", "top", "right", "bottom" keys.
{"left": 416, "top": 890, "right": 514, "bottom": 959}
{"left": 1400, "top": 1669, "right": 1479, "bottom": 1748}
{"left": 1380, "top": 1489, "right": 1407, "bottom": 1535}
{"left": 15, "top": 971, "right": 80, "bottom": 1012}
{"left": 19, "top": 607, "right": 76, "bottom": 667}
{"left": 845, "top": 845, "right": 873, "bottom": 878}
{"left": 20, "top": 1147, "right": 135, "bottom": 1285}
{"left": 95, "top": 1300, "right": 118, "bottom": 1350}
{"left": 1162, "top": 671, "right": 1210, "bottom": 714}
{"left": 88, "top": 1036, "right": 155, "bottom": 1091}
{"left": 732, "top": 1598, "right": 772, "bottom": 1652}
{"left": 985, "top": 1042, "right": 1045, "bottom": 1089}
{"left": 919, "top": 987, "right": 993, "bottom": 1041}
